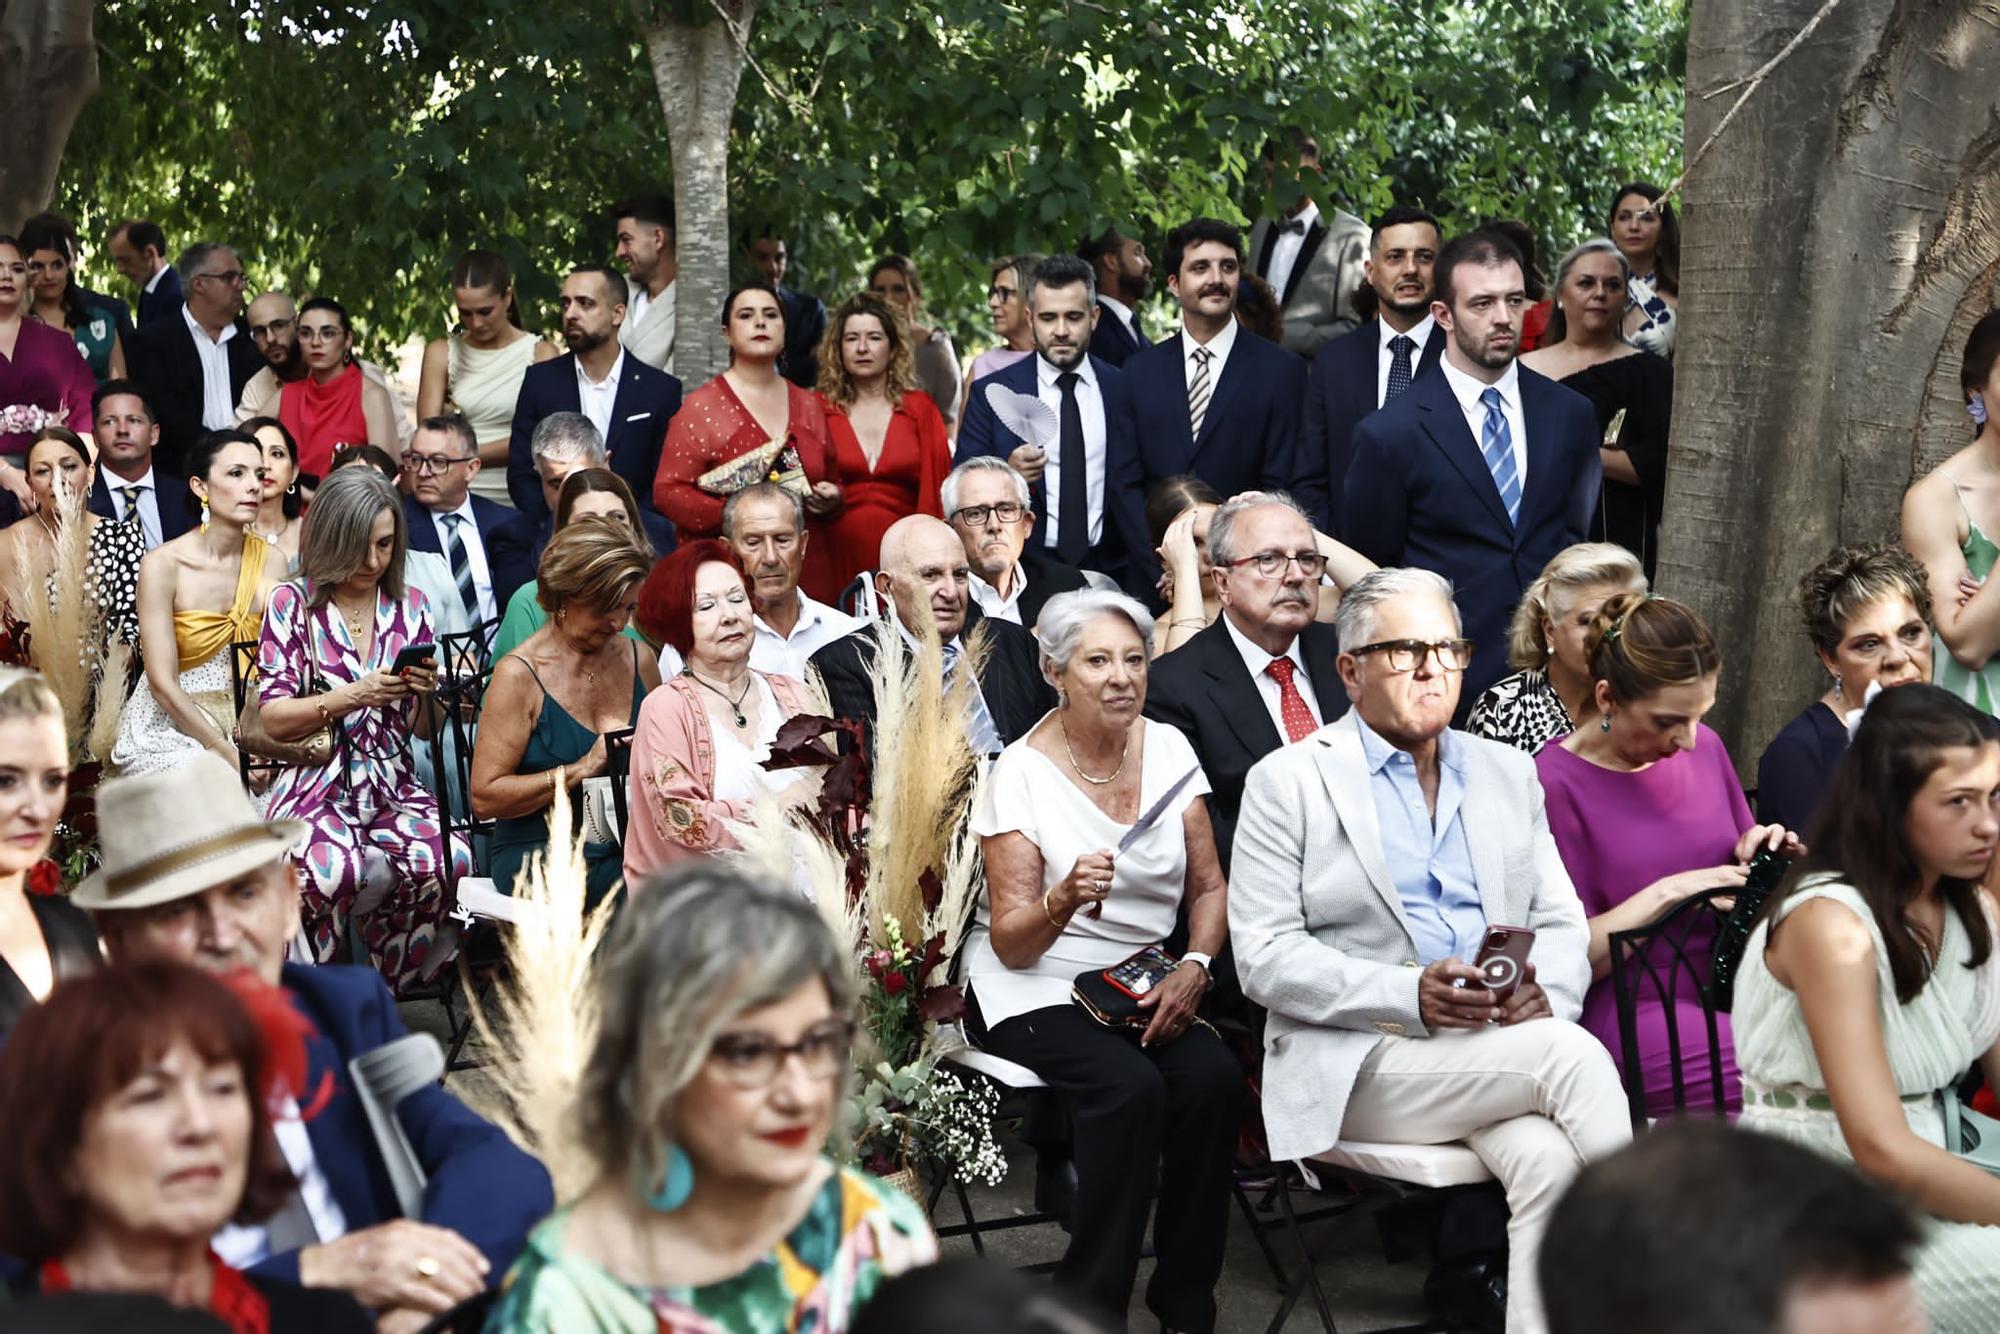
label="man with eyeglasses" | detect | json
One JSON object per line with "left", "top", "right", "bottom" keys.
{"left": 943, "top": 456, "right": 1087, "bottom": 628}
{"left": 400, "top": 414, "right": 536, "bottom": 637}
{"left": 235, "top": 290, "right": 414, "bottom": 447}
{"left": 1230, "top": 566, "right": 1629, "bottom": 1334}
{"left": 125, "top": 240, "right": 263, "bottom": 474}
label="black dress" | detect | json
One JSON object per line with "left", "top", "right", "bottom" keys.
{"left": 0, "top": 893, "right": 101, "bottom": 1034}
{"left": 1755, "top": 700, "right": 1849, "bottom": 836}
{"left": 1561, "top": 351, "right": 1674, "bottom": 579}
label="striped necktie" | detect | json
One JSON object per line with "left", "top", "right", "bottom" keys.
{"left": 441, "top": 514, "right": 481, "bottom": 621}
{"left": 944, "top": 642, "right": 1003, "bottom": 757}
{"left": 1187, "top": 345, "right": 1214, "bottom": 441}
{"left": 117, "top": 484, "right": 143, "bottom": 527}
{"left": 1479, "top": 387, "right": 1521, "bottom": 526}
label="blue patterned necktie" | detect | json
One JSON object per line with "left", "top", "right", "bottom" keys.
{"left": 944, "top": 642, "right": 1003, "bottom": 757}
{"left": 1385, "top": 334, "right": 1415, "bottom": 403}
{"left": 441, "top": 513, "right": 480, "bottom": 621}
{"left": 1479, "top": 387, "right": 1521, "bottom": 526}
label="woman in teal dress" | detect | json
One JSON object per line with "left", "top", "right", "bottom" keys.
{"left": 471, "top": 522, "right": 661, "bottom": 902}
{"left": 483, "top": 864, "right": 936, "bottom": 1332}
{"left": 21, "top": 218, "right": 123, "bottom": 383}
{"left": 1904, "top": 309, "right": 2000, "bottom": 715}
{"left": 1733, "top": 685, "right": 2000, "bottom": 1331}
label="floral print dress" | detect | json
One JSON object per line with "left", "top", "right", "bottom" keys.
{"left": 257, "top": 580, "right": 469, "bottom": 993}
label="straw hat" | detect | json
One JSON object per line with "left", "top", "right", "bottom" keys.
{"left": 73, "top": 752, "right": 305, "bottom": 911}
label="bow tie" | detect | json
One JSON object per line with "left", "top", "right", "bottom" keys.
{"left": 1279, "top": 218, "right": 1309, "bottom": 236}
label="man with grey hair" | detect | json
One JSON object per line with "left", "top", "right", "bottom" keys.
{"left": 725, "top": 481, "right": 859, "bottom": 677}
{"left": 518, "top": 411, "right": 671, "bottom": 558}
{"left": 126, "top": 239, "right": 262, "bottom": 474}
{"left": 1230, "top": 565, "right": 1629, "bottom": 1334}
{"left": 1144, "top": 490, "right": 1348, "bottom": 871}
{"left": 943, "top": 455, "right": 1087, "bottom": 628}
{"left": 955, "top": 254, "right": 1151, "bottom": 596}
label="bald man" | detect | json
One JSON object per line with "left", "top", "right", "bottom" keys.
{"left": 810, "top": 515, "right": 1054, "bottom": 757}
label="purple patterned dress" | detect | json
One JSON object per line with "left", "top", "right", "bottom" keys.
{"left": 257, "top": 580, "right": 469, "bottom": 993}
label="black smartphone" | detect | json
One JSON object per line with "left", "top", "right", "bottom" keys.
{"left": 391, "top": 643, "right": 437, "bottom": 673}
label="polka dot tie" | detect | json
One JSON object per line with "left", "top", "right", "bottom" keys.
{"left": 1265, "top": 656, "right": 1318, "bottom": 743}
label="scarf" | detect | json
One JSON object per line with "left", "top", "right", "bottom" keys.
{"left": 278, "top": 361, "right": 366, "bottom": 479}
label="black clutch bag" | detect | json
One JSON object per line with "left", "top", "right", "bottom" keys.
{"left": 1072, "top": 945, "right": 1180, "bottom": 1031}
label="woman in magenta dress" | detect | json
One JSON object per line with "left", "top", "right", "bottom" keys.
{"left": 816, "top": 293, "right": 951, "bottom": 593}
{"left": 0, "top": 236, "right": 94, "bottom": 476}
{"left": 276, "top": 297, "right": 399, "bottom": 481}
{"left": 1535, "top": 593, "right": 1802, "bottom": 1117}
{"left": 652, "top": 281, "right": 844, "bottom": 602}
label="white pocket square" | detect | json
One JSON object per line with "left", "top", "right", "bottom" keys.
{"left": 625, "top": 412, "right": 651, "bottom": 422}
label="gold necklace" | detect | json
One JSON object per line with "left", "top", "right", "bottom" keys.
{"left": 333, "top": 593, "right": 371, "bottom": 641}
{"left": 1058, "top": 716, "right": 1127, "bottom": 785}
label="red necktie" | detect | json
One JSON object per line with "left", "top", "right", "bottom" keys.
{"left": 1265, "top": 657, "right": 1319, "bottom": 743}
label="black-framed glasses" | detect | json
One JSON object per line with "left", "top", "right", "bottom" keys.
{"left": 195, "top": 269, "right": 246, "bottom": 286}
{"left": 1222, "top": 549, "right": 1328, "bottom": 579}
{"left": 708, "top": 1018, "right": 855, "bottom": 1088}
{"left": 952, "top": 501, "right": 1028, "bottom": 526}
{"left": 405, "top": 452, "right": 474, "bottom": 475}
{"left": 987, "top": 284, "right": 1018, "bottom": 302}
{"left": 1349, "top": 637, "right": 1475, "bottom": 673}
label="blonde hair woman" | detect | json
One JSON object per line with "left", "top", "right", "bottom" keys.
{"left": 0, "top": 667, "right": 93, "bottom": 1035}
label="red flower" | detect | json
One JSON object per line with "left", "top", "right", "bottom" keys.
{"left": 25, "top": 860, "right": 60, "bottom": 896}
{"left": 882, "top": 969, "right": 908, "bottom": 996}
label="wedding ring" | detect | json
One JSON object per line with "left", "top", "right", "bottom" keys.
{"left": 415, "top": 1256, "right": 441, "bottom": 1280}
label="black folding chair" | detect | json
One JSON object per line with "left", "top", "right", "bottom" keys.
{"left": 1608, "top": 886, "right": 1745, "bottom": 1129}
{"left": 428, "top": 625, "right": 501, "bottom": 1070}
{"left": 227, "top": 639, "right": 289, "bottom": 796}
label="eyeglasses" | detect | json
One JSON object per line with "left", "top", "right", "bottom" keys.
{"left": 195, "top": 269, "right": 246, "bottom": 286}
{"left": 1222, "top": 549, "right": 1328, "bottom": 579}
{"left": 952, "top": 502, "right": 1028, "bottom": 526}
{"left": 297, "top": 325, "right": 346, "bottom": 343}
{"left": 707, "top": 1019, "right": 855, "bottom": 1088}
{"left": 1349, "top": 638, "right": 1475, "bottom": 673}
{"left": 987, "top": 285, "right": 1018, "bottom": 302}
{"left": 405, "top": 453, "right": 474, "bottom": 475}
{"left": 249, "top": 318, "right": 294, "bottom": 340}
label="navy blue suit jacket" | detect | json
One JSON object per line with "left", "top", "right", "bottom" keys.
{"left": 779, "top": 287, "right": 828, "bottom": 390}
{"left": 87, "top": 468, "right": 194, "bottom": 544}
{"left": 1341, "top": 365, "right": 1601, "bottom": 709}
{"left": 249, "top": 964, "right": 553, "bottom": 1286}
{"left": 126, "top": 310, "right": 265, "bottom": 476}
{"left": 506, "top": 353, "right": 682, "bottom": 527}
{"left": 1305, "top": 319, "right": 1447, "bottom": 532}
{"left": 955, "top": 353, "right": 1151, "bottom": 595}
{"left": 1123, "top": 328, "right": 1322, "bottom": 521}
{"left": 1088, "top": 299, "right": 1147, "bottom": 368}
{"left": 402, "top": 492, "right": 538, "bottom": 621}
{"left": 137, "top": 266, "right": 184, "bottom": 328}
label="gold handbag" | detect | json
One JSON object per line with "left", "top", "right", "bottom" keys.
{"left": 695, "top": 438, "right": 808, "bottom": 499}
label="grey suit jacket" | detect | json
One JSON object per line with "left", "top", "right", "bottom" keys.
{"left": 1250, "top": 208, "right": 1371, "bottom": 358}
{"left": 1227, "top": 711, "right": 1591, "bottom": 1162}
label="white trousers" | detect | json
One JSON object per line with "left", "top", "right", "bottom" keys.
{"left": 1338, "top": 1018, "right": 1632, "bottom": 1334}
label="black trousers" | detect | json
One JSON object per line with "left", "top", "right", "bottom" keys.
{"left": 981, "top": 1003, "right": 1244, "bottom": 1333}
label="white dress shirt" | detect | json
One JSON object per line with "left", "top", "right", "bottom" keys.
{"left": 1438, "top": 356, "right": 1528, "bottom": 491}
{"left": 1375, "top": 314, "right": 1437, "bottom": 409}
{"left": 575, "top": 349, "right": 626, "bottom": 443}
{"left": 1265, "top": 200, "right": 1321, "bottom": 301}
{"left": 1034, "top": 353, "right": 1107, "bottom": 552}
{"left": 103, "top": 466, "right": 164, "bottom": 550}
{"left": 1222, "top": 611, "right": 1322, "bottom": 738}
{"left": 1182, "top": 315, "right": 1239, "bottom": 400}
{"left": 429, "top": 494, "right": 497, "bottom": 625}
{"left": 145, "top": 265, "right": 170, "bottom": 295}
{"left": 183, "top": 305, "right": 240, "bottom": 431}
{"left": 211, "top": 1099, "right": 349, "bottom": 1266}
{"left": 968, "top": 563, "right": 1029, "bottom": 624}
{"left": 1096, "top": 294, "right": 1142, "bottom": 345}
{"left": 749, "top": 588, "right": 860, "bottom": 679}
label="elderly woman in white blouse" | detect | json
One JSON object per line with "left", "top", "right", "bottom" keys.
{"left": 968, "top": 588, "right": 1239, "bottom": 1334}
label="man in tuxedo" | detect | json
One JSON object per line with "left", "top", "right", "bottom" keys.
{"left": 235, "top": 290, "right": 412, "bottom": 448}
{"left": 125, "top": 241, "right": 262, "bottom": 476}
{"left": 402, "top": 414, "right": 536, "bottom": 632}
{"left": 1122, "top": 216, "right": 1322, "bottom": 519}
{"left": 1078, "top": 226, "right": 1152, "bottom": 367}
{"left": 810, "top": 515, "right": 1053, "bottom": 758}
{"left": 743, "top": 227, "right": 827, "bottom": 389}
{"left": 954, "top": 255, "right": 1151, "bottom": 596}
{"left": 1144, "top": 491, "right": 1346, "bottom": 870}
{"left": 108, "top": 218, "right": 182, "bottom": 328}
{"left": 943, "top": 456, "right": 1088, "bottom": 628}
{"left": 725, "top": 482, "right": 859, "bottom": 679}
{"left": 507, "top": 264, "right": 681, "bottom": 532}
{"left": 1305, "top": 205, "right": 1447, "bottom": 531}
{"left": 87, "top": 754, "right": 553, "bottom": 1329}
{"left": 614, "top": 193, "right": 678, "bottom": 374}
{"left": 87, "top": 380, "right": 192, "bottom": 550}
{"left": 1342, "top": 230, "right": 1602, "bottom": 712}
{"left": 1247, "top": 133, "right": 1370, "bottom": 358}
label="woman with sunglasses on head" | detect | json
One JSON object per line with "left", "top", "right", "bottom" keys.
{"left": 485, "top": 864, "right": 936, "bottom": 1330}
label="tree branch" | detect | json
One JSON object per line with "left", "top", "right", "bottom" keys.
{"left": 704, "top": 0, "right": 808, "bottom": 117}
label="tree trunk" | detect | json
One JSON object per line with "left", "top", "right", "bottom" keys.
{"left": 637, "top": 1, "right": 756, "bottom": 389}
{"left": 0, "top": 0, "right": 99, "bottom": 233}
{"left": 1661, "top": 0, "right": 2000, "bottom": 767}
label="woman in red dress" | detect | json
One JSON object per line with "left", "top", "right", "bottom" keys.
{"left": 653, "top": 281, "right": 844, "bottom": 601}
{"left": 276, "top": 298, "right": 398, "bottom": 482}
{"left": 815, "top": 293, "right": 950, "bottom": 592}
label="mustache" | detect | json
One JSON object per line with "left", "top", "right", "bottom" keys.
{"left": 1272, "top": 587, "right": 1312, "bottom": 606}
{"left": 1199, "top": 284, "right": 1231, "bottom": 299}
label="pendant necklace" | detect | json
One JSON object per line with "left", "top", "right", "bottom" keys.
{"left": 686, "top": 669, "right": 752, "bottom": 728}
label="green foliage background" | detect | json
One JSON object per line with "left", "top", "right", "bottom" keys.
{"left": 59, "top": 0, "right": 1686, "bottom": 362}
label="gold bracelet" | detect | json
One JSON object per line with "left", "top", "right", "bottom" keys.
{"left": 314, "top": 695, "right": 334, "bottom": 727}
{"left": 1042, "top": 886, "right": 1070, "bottom": 928}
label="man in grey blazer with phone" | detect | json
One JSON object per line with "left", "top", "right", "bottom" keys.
{"left": 1229, "top": 567, "right": 1630, "bottom": 1334}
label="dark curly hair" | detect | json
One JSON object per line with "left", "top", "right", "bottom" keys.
{"left": 1797, "top": 543, "right": 1933, "bottom": 656}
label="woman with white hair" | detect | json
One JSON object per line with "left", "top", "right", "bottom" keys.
{"left": 486, "top": 863, "right": 936, "bottom": 1329}
{"left": 1467, "top": 541, "right": 1648, "bottom": 754}
{"left": 969, "top": 587, "right": 1239, "bottom": 1333}
{"left": 1520, "top": 237, "right": 1675, "bottom": 576}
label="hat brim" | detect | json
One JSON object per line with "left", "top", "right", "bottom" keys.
{"left": 72, "top": 819, "right": 308, "bottom": 911}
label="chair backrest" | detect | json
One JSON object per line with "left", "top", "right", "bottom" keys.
{"left": 603, "top": 725, "right": 635, "bottom": 845}
{"left": 434, "top": 630, "right": 495, "bottom": 913}
{"left": 839, "top": 572, "right": 881, "bottom": 620}
{"left": 1607, "top": 886, "right": 1739, "bottom": 1129}
{"left": 228, "top": 638, "right": 289, "bottom": 794}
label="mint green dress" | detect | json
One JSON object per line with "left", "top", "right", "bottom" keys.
{"left": 1733, "top": 878, "right": 2000, "bottom": 1330}
{"left": 1932, "top": 475, "right": 2000, "bottom": 714}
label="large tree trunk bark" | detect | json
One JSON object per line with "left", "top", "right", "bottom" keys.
{"left": 638, "top": 1, "right": 755, "bottom": 389}
{"left": 0, "top": 0, "right": 99, "bottom": 232}
{"left": 1662, "top": 0, "right": 2000, "bottom": 766}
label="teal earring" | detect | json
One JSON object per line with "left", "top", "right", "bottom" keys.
{"left": 1599, "top": 712, "right": 1611, "bottom": 733}
{"left": 645, "top": 1145, "right": 695, "bottom": 1212}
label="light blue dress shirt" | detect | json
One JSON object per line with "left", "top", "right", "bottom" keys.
{"left": 1354, "top": 713, "right": 1487, "bottom": 964}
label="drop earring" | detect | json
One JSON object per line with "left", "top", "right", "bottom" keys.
{"left": 1599, "top": 712, "right": 1611, "bottom": 733}
{"left": 199, "top": 495, "right": 211, "bottom": 533}
{"left": 1834, "top": 675, "right": 1843, "bottom": 699}
{"left": 644, "top": 1145, "right": 695, "bottom": 1212}
{"left": 287, "top": 480, "right": 298, "bottom": 496}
